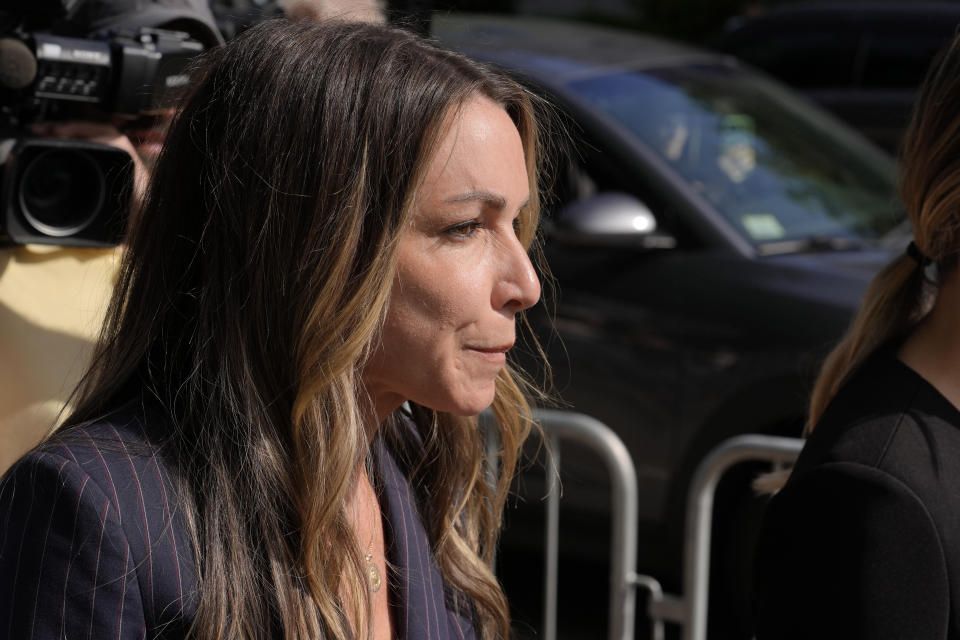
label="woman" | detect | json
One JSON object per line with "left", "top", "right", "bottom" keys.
{"left": 754, "top": 33, "right": 960, "bottom": 640}
{"left": 0, "top": 19, "right": 546, "bottom": 640}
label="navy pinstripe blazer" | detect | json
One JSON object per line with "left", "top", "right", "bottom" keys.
{"left": 0, "top": 407, "right": 477, "bottom": 639}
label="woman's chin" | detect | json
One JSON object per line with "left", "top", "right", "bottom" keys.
{"left": 427, "top": 388, "right": 497, "bottom": 417}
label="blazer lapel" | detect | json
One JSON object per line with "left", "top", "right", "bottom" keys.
{"left": 373, "top": 438, "right": 477, "bottom": 640}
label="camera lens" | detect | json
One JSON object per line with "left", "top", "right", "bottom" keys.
{"left": 18, "top": 149, "right": 105, "bottom": 237}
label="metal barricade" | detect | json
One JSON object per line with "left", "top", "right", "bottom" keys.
{"left": 491, "top": 408, "right": 805, "bottom": 640}
{"left": 527, "top": 413, "right": 805, "bottom": 640}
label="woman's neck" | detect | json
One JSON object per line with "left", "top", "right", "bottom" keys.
{"left": 899, "top": 265, "right": 960, "bottom": 410}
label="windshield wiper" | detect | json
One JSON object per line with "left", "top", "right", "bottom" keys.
{"left": 757, "top": 235, "right": 866, "bottom": 256}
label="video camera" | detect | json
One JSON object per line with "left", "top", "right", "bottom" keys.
{"left": 0, "top": 5, "right": 209, "bottom": 247}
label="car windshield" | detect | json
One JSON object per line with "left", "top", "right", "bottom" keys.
{"left": 566, "top": 64, "right": 905, "bottom": 249}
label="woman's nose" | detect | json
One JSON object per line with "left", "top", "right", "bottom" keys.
{"left": 493, "top": 238, "right": 541, "bottom": 314}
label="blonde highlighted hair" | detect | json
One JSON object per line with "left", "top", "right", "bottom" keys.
{"left": 65, "top": 19, "right": 549, "bottom": 640}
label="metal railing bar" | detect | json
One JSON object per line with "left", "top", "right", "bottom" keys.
{"left": 632, "top": 574, "right": 667, "bottom": 640}
{"left": 543, "top": 433, "right": 560, "bottom": 640}
{"left": 532, "top": 408, "right": 640, "bottom": 640}
{"left": 681, "top": 434, "right": 803, "bottom": 640}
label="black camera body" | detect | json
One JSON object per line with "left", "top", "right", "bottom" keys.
{"left": 25, "top": 28, "right": 202, "bottom": 118}
{"left": 1, "top": 21, "right": 205, "bottom": 247}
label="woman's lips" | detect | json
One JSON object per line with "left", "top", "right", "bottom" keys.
{"left": 466, "top": 344, "right": 512, "bottom": 364}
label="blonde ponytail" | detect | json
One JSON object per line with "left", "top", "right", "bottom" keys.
{"left": 805, "top": 254, "right": 927, "bottom": 435}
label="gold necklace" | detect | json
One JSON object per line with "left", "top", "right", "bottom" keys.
{"left": 365, "top": 540, "right": 382, "bottom": 592}
{"left": 356, "top": 470, "right": 383, "bottom": 593}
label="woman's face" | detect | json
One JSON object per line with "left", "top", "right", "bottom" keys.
{"left": 363, "top": 96, "right": 541, "bottom": 420}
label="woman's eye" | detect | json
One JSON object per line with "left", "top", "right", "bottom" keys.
{"left": 446, "top": 220, "right": 482, "bottom": 238}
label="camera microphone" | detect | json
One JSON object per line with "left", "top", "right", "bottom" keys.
{"left": 0, "top": 37, "right": 37, "bottom": 91}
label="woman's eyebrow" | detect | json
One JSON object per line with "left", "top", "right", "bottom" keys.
{"left": 444, "top": 190, "right": 530, "bottom": 211}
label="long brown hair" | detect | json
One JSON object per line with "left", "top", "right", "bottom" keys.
{"left": 65, "top": 19, "right": 548, "bottom": 639}
{"left": 804, "top": 37, "right": 960, "bottom": 435}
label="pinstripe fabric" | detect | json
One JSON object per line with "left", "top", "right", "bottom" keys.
{"left": 1, "top": 408, "right": 480, "bottom": 639}
{"left": 0, "top": 408, "right": 197, "bottom": 640}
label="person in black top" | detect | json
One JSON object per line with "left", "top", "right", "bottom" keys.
{"left": 753, "top": 29, "right": 960, "bottom": 640}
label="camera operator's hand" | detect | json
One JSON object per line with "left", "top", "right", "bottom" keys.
{"left": 27, "top": 121, "right": 151, "bottom": 225}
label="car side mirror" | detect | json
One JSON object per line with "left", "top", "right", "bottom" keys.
{"left": 551, "top": 192, "right": 677, "bottom": 250}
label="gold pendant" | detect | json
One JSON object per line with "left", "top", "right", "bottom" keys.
{"left": 365, "top": 553, "right": 382, "bottom": 592}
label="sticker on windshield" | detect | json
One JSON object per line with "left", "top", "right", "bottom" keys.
{"left": 741, "top": 213, "right": 785, "bottom": 241}
{"left": 717, "top": 114, "right": 756, "bottom": 183}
